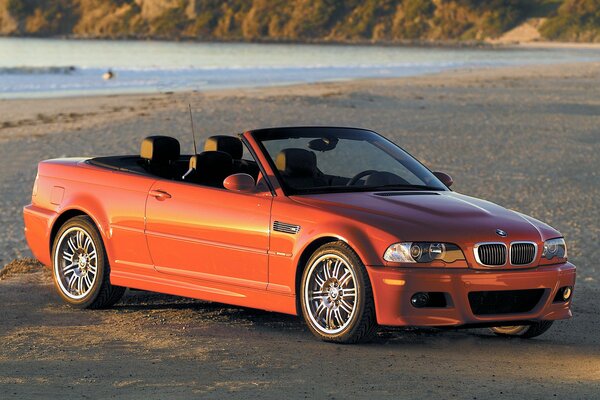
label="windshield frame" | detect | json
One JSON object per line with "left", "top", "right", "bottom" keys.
{"left": 250, "top": 126, "right": 449, "bottom": 196}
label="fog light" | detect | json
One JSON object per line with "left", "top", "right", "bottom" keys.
{"left": 553, "top": 286, "right": 573, "bottom": 303}
{"left": 411, "top": 292, "right": 430, "bottom": 308}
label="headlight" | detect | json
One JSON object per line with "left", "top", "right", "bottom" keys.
{"left": 542, "top": 238, "right": 567, "bottom": 260}
{"left": 384, "top": 242, "right": 465, "bottom": 263}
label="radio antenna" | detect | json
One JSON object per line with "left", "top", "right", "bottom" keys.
{"left": 188, "top": 104, "right": 198, "bottom": 155}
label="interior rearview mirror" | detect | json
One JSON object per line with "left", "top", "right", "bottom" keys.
{"left": 433, "top": 171, "right": 453, "bottom": 187}
{"left": 308, "top": 137, "right": 339, "bottom": 152}
{"left": 223, "top": 173, "right": 256, "bottom": 192}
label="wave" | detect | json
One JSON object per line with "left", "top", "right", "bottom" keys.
{"left": 77, "top": 62, "right": 474, "bottom": 72}
{"left": 0, "top": 66, "right": 77, "bottom": 75}
{"left": 0, "top": 60, "right": 522, "bottom": 76}
{"left": 0, "top": 63, "right": 460, "bottom": 76}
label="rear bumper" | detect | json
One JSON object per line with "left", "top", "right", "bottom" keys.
{"left": 23, "top": 204, "right": 56, "bottom": 267}
{"left": 367, "top": 262, "right": 576, "bottom": 327}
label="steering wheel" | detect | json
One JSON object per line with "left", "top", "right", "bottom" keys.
{"left": 347, "top": 170, "right": 378, "bottom": 186}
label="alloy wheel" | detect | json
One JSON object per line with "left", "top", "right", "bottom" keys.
{"left": 304, "top": 254, "right": 358, "bottom": 334}
{"left": 54, "top": 227, "right": 98, "bottom": 300}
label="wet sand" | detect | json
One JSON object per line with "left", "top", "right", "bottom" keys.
{"left": 1, "top": 62, "right": 599, "bottom": 398}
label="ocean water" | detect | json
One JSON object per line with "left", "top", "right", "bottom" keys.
{"left": 1, "top": 38, "right": 599, "bottom": 99}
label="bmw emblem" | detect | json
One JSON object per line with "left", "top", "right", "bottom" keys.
{"left": 496, "top": 229, "right": 508, "bottom": 237}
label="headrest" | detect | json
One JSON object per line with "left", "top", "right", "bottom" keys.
{"left": 275, "top": 148, "right": 317, "bottom": 177}
{"left": 141, "top": 136, "right": 180, "bottom": 163}
{"left": 204, "top": 135, "right": 243, "bottom": 160}
{"left": 189, "top": 151, "right": 233, "bottom": 172}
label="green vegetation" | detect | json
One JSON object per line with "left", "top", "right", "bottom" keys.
{"left": 6, "top": 0, "right": 34, "bottom": 18}
{"left": 540, "top": 0, "right": 600, "bottom": 42}
{"left": 6, "top": 0, "right": 78, "bottom": 34}
{"left": 393, "top": 0, "right": 435, "bottom": 39}
{"left": 1, "top": 0, "right": 599, "bottom": 43}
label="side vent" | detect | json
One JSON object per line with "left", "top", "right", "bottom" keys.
{"left": 273, "top": 221, "right": 301, "bottom": 235}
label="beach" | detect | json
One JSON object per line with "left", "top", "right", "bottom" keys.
{"left": 1, "top": 62, "right": 599, "bottom": 398}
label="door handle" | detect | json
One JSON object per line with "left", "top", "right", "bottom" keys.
{"left": 149, "top": 189, "right": 172, "bottom": 201}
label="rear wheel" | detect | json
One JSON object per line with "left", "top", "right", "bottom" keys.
{"left": 490, "top": 321, "right": 554, "bottom": 338}
{"left": 300, "top": 242, "right": 376, "bottom": 343}
{"left": 52, "top": 215, "right": 125, "bottom": 309}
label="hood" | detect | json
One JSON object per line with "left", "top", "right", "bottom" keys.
{"left": 291, "top": 191, "right": 561, "bottom": 246}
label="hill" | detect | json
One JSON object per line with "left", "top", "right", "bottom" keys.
{"left": 0, "top": 0, "right": 598, "bottom": 43}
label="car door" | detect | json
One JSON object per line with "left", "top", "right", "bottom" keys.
{"left": 144, "top": 179, "right": 272, "bottom": 290}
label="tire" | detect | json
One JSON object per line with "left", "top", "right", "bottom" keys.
{"left": 52, "top": 215, "right": 125, "bottom": 309}
{"left": 490, "top": 321, "right": 554, "bottom": 338}
{"left": 300, "top": 241, "right": 376, "bottom": 343}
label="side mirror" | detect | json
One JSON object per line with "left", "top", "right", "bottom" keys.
{"left": 224, "top": 173, "right": 256, "bottom": 192}
{"left": 433, "top": 171, "right": 453, "bottom": 188}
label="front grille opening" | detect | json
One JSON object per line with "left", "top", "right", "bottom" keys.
{"left": 477, "top": 244, "right": 506, "bottom": 266}
{"left": 510, "top": 243, "right": 536, "bottom": 265}
{"left": 427, "top": 292, "right": 449, "bottom": 307}
{"left": 468, "top": 289, "right": 546, "bottom": 315}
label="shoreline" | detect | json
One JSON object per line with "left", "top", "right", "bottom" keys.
{"left": 2, "top": 38, "right": 599, "bottom": 102}
{"left": 2, "top": 61, "right": 600, "bottom": 139}
{"left": 1, "top": 57, "right": 599, "bottom": 103}
{"left": 3, "top": 34, "right": 600, "bottom": 50}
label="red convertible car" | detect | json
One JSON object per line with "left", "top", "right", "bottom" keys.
{"left": 23, "top": 127, "right": 575, "bottom": 343}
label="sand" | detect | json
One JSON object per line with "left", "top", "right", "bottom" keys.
{"left": 1, "top": 62, "right": 599, "bottom": 398}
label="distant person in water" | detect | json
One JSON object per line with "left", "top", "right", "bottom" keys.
{"left": 102, "top": 69, "right": 115, "bottom": 80}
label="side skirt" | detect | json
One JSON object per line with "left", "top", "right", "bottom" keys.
{"left": 110, "top": 270, "right": 297, "bottom": 315}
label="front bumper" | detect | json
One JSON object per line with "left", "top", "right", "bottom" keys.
{"left": 367, "top": 262, "right": 576, "bottom": 327}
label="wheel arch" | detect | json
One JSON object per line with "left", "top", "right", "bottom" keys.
{"left": 294, "top": 235, "right": 369, "bottom": 315}
{"left": 49, "top": 207, "right": 108, "bottom": 258}
{"left": 49, "top": 207, "right": 127, "bottom": 309}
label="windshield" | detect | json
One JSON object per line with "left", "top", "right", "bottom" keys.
{"left": 253, "top": 127, "right": 447, "bottom": 195}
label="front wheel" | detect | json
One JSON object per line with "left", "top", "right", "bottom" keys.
{"left": 490, "top": 321, "right": 554, "bottom": 338}
{"left": 300, "top": 241, "right": 376, "bottom": 343}
{"left": 52, "top": 215, "right": 125, "bottom": 309}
